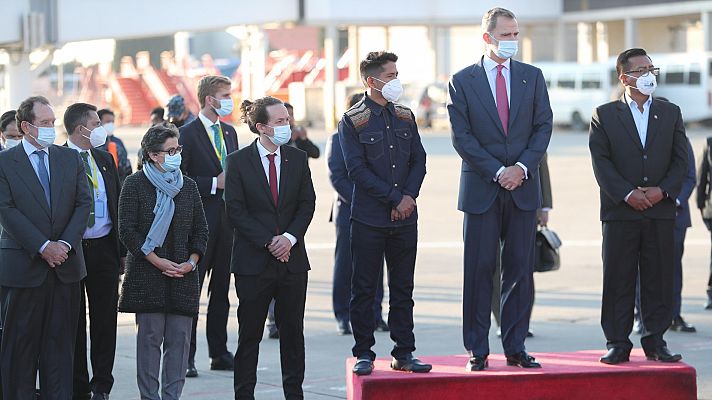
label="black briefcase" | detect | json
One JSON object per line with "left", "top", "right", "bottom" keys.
{"left": 535, "top": 227, "right": 561, "bottom": 272}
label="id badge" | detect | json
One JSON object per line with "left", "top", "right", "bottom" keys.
{"left": 94, "top": 199, "right": 106, "bottom": 218}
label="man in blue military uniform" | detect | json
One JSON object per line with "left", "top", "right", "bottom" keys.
{"left": 339, "top": 51, "right": 430, "bottom": 376}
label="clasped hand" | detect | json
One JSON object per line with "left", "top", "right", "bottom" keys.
{"left": 626, "top": 186, "right": 664, "bottom": 211}
{"left": 41, "top": 241, "right": 70, "bottom": 268}
{"left": 498, "top": 165, "right": 524, "bottom": 191}
{"left": 152, "top": 257, "right": 192, "bottom": 278}
{"left": 391, "top": 195, "right": 416, "bottom": 221}
{"left": 269, "top": 235, "right": 292, "bottom": 263}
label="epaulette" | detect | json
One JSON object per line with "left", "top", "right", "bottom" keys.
{"left": 345, "top": 101, "right": 371, "bottom": 132}
{"left": 393, "top": 104, "right": 414, "bottom": 123}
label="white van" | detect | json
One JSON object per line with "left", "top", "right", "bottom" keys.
{"left": 537, "top": 62, "right": 618, "bottom": 130}
{"left": 646, "top": 52, "right": 712, "bottom": 123}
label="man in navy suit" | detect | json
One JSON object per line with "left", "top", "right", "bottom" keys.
{"left": 447, "top": 7, "right": 552, "bottom": 371}
{"left": 179, "top": 75, "right": 239, "bottom": 377}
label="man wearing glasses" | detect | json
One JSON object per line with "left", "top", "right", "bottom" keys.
{"left": 589, "top": 48, "right": 688, "bottom": 365}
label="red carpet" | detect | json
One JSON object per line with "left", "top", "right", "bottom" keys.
{"left": 346, "top": 350, "right": 697, "bottom": 400}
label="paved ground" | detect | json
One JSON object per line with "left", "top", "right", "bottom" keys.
{"left": 95, "top": 124, "right": 712, "bottom": 399}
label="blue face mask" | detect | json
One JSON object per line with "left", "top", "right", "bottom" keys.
{"left": 266, "top": 124, "right": 291, "bottom": 146}
{"left": 161, "top": 153, "right": 182, "bottom": 172}
{"left": 212, "top": 97, "right": 234, "bottom": 117}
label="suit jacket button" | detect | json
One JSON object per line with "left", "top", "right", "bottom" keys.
{"left": 643, "top": 155, "right": 648, "bottom": 160}
{"left": 643, "top": 177, "right": 649, "bottom": 182}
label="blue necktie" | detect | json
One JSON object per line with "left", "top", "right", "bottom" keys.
{"left": 34, "top": 150, "right": 51, "bottom": 206}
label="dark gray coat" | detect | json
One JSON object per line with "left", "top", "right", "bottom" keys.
{"left": 118, "top": 171, "right": 208, "bottom": 316}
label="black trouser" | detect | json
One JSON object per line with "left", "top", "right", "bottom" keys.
{"left": 1, "top": 270, "right": 81, "bottom": 400}
{"left": 73, "top": 234, "right": 120, "bottom": 397}
{"left": 233, "top": 263, "right": 307, "bottom": 400}
{"left": 190, "top": 208, "right": 233, "bottom": 361}
{"left": 491, "top": 242, "right": 535, "bottom": 327}
{"left": 601, "top": 219, "right": 674, "bottom": 352}
{"left": 333, "top": 218, "right": 385, "bottom": 324}
{"left": 350, "top": 220, "right": 417, "bottom": 360}
{"left": 462, "top": 190, "right": 537, "bottom": 357}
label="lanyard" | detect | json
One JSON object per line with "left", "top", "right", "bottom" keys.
{"left": 85, "top": 155, "right": 99, "bottom": 194}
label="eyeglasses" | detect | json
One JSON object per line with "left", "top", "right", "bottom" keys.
{"left": 624, "top": 67, "right": 660, "bottom": 77}
{"left": 155, "top": 145, "right": 183, "bottom": 156}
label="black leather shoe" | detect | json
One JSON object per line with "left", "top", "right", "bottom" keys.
{"left": 506, "top": 351, "right": 541, "bottom": 368}
{"left": 670, "top": 316, "right": 696, "bottom": 333}
{"left": 186, "top": 359, "right": 198, "bottom": 377}
{"left": 337, "top": 319, "right": 352, "bottom": 335}
{"left": 645, "top": 346, "right": 682, "bottom": 362}
{"left": 210, "top": 352, "right": 234, "bottom": 371}
{"left": 353, "top": 357, "right": 374, "bottom": 376}
{"left": 375, "top": 318, "right": 390, "bottom": 332}
{"left": 391, "top": 353, "right": 432, "bottom": 373}
{"left": 599, "top": 347, "right": 630, "bottom": 365}
{"left": 90, "top": 393, "right": 110, "bottom": 400}
{"left": 268, "top": 326, "right": 280, "bottom": 339}
{"left": 466, "top": 355, "right": 488, "bottom": 371}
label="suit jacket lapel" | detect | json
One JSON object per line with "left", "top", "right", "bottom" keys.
{"left": 248, "top": 140, "right": 276, "bottom": 209}
{"left": 92, "top": 149, "right": 118, "bottom": 222}
{"left": 49, "top": 146, "right": 67, "bottom": 218}
{"left": 616, "top": 97, "right": 644, "bottom": 151}
{"left": 192, "top": 120, "right": 222, "bottom": 171}
{"left": 220, "top": 122, "right": 238, "bottom": 154}
{"left": 508, "top": 61, "right": 524, "bottom": 129}
{"left": 12, "top": 145, "right": 51, "bottom": 217}
{"left": 278, "top": 149, "right": 291, "bottom": 209}
{"left": 644, "top": 99, "right": 661, "bottom": 149}
{"left": 469, "top": 59, "right": 506, "bottom": 136}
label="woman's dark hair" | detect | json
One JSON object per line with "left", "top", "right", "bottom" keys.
{"left": 0, "top": 110, "right": 17, "bottom": 132}
{"left": 140, "top": 122, "right": 179, "bottom": 165}
{"left": 240, "top": 97, "right": 283, "bottom": 134}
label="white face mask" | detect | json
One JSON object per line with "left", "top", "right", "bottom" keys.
{"left": 82, "top": 125, "right": 108, "bottom": 148}
{"left": 28, "top": 123, "right": 56, "bottom": 148}
{"left": 488, "top": 33, "right": 518, "bottom": 59}
{"left": 103, "top": 122, "right": 115, "bottom": 135}
{"left": 625, "top": 73, "right": 657, "bottom": 96}
{"left": 373, "top": 77, "right": 403, "bottom": 103}
{"left": 4, "top": 138, "right": 21, "bottom": 149}
{"left": 212, "top": 97, "right": 234, "bottom": 117}
{"left": 266, "top": 124, "right": 291, "bottom": 146}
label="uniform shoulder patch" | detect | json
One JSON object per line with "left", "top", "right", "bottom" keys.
{"left": 345, "top": 102, "right": 371, "bottom": 132}
{"left": 393, "top": 104, "right": 414, "bottom": 123}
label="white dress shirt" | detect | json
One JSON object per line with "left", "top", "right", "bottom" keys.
{"left": 198, "top": 112, "right": 222, "bottom": 195}
{"left": 255, "top": 140, "right": 297, "bottom": 246}
{"left": 482, "top": 54, "right": 529, "bottom": 181}
{"left": 623, "top": 93, "right": 653, "bottom": 202}
{"left": 68, "top": 140, "right": 113, "bottom": 239}
{"left": 21, "top": 139, "right": 71, "bottom": 253}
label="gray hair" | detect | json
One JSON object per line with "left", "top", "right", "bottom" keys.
{"left": 481, "top": 7, "right": 516, "bottom": 33}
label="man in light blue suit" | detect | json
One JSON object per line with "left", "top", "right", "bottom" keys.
{"left": 447, "top": 7, "right": 552, "bottom": 371}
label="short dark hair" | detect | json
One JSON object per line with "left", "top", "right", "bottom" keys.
{"left": 240, "top": 97, "right": 283, "bottom": 134}
{"left": 359, "top": 51, "right": 398, "bottom": 84}
{"left": 16, "top": 96, "right": 50, "bottom": 133}
{"left": 97, "top": 108, "right": 114, "bottom": 120}
{"left": 64, "top": 103, "right": 98, "bottom": 135}
{"left": 616, "top": 48, "right": 650, "bottom": 76}
{"left": 347, "top": 93, "right": 363, "bottom": 109}
{"left": 140, "top": 123, "right": 180, "bottom": 165}
{"left": 150, "top": 107, "right": 165, "bottom": 119}
{"left": 0, "top": 110, "right": 17, "bottom": 132}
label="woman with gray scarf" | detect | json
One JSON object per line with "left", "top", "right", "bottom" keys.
{"left": 118, "top": 123, "right": 209, "bottom": 400}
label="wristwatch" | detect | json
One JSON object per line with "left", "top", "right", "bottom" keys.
{"left": 188, "top": 259, "right": 198, "bottom": 272}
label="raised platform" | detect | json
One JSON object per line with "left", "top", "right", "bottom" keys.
{"left": 346, "top": 350, "right": 697, "bottom": 400}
